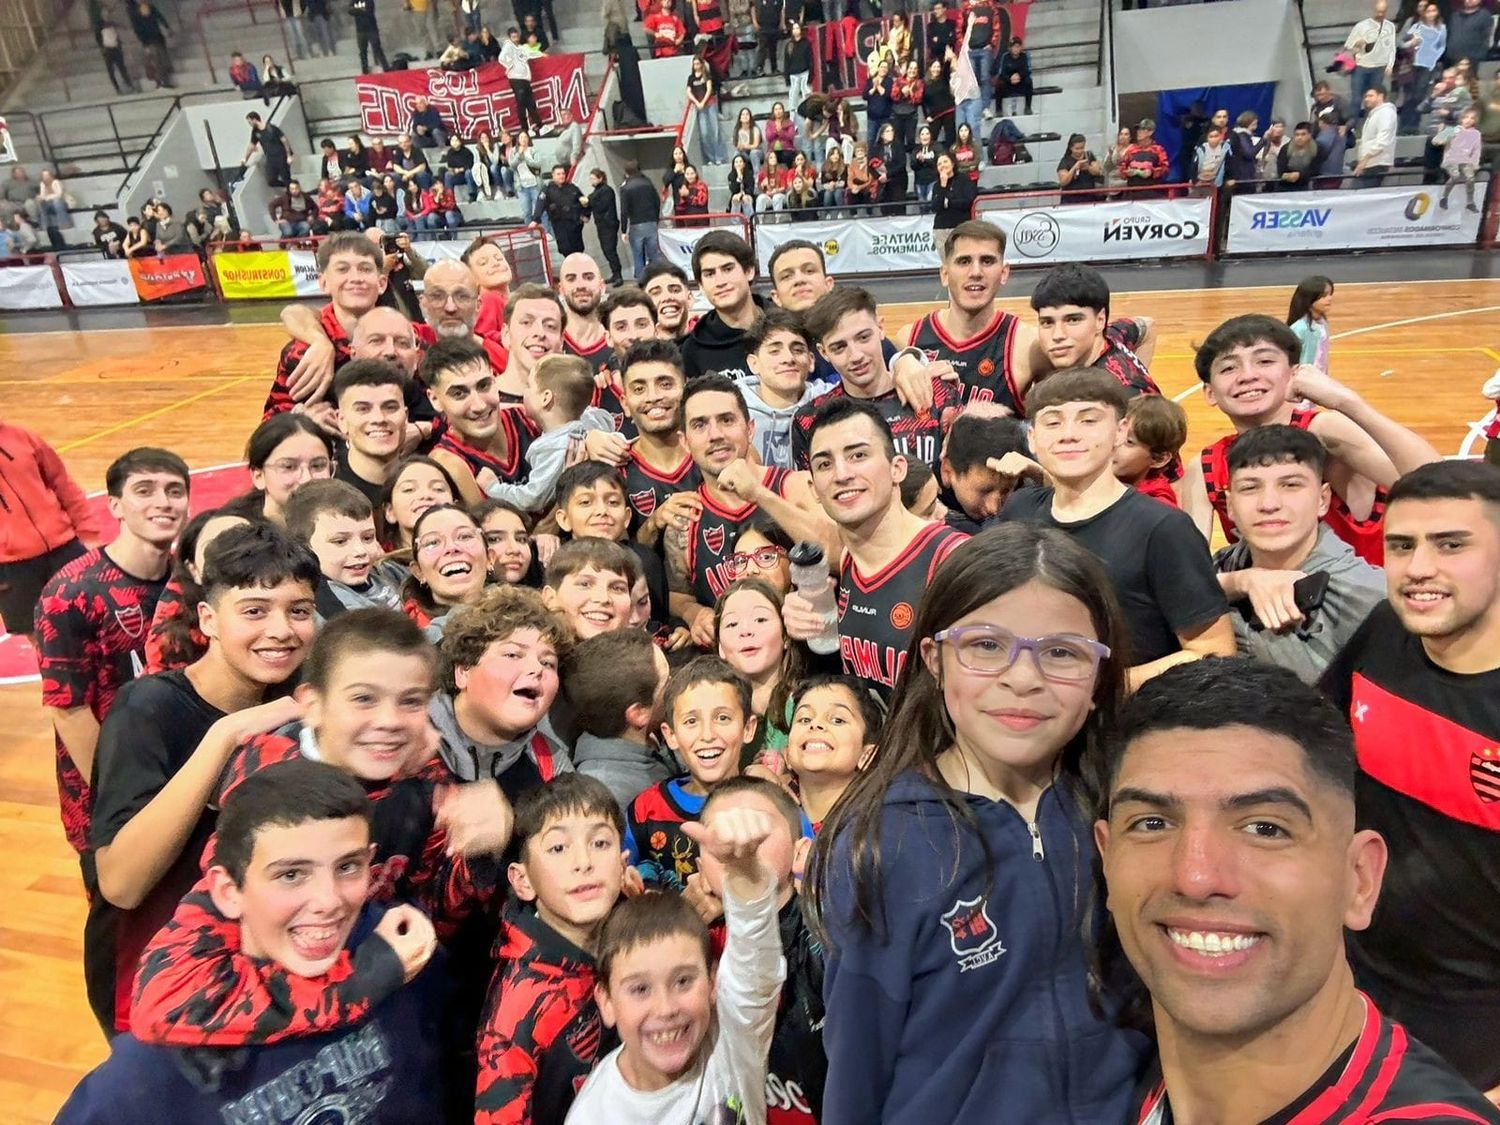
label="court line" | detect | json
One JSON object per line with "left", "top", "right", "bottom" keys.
{"left": 0, "top": 375, "right": 255, "bottom": 386}
{"left": 57, "top": 377, "right": 256, "bottom": 454}
{"left": 1328, "top": 306, "right": 1500, "bottom": 341}
{"left": 1484, "top": 348, "right": 1500, "bottom": 365}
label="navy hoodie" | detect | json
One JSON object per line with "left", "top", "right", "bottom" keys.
{"left": 57, "top": 905, "right": 450, "bottom": 1125}
{"left": 820, "top": 770, "right": 1148, "bottom": 1125}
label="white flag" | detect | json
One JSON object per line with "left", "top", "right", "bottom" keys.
{"left": 950, "top": 34, "right": 978, "bottom": 105}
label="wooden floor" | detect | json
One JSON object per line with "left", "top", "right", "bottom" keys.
{"left": 2, "top": 279, "right": 1497, "bottom": 1120}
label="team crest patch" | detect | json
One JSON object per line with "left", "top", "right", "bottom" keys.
{"left": 890, "top": 602, "right": 913, "bottom": 630}
{"left": 1472, "top": 747, "right": 1500, "bottom": 803}
{"left": 941, "top": 895, "right": 1006, "bottom": 972}
{"left": 703, "top": 524, "right": 726, "bottom": 556}
{"left": 630, "top": 489, "right": 657, "bottom": 516}
{"left": 836, "top": 584, "right": 850, "bottom": 620}
{"left": 977, "top": 357, "right": 995, "bottom": 377}
{"left": 113, "top": 604, "right": 145, "bottom": 639}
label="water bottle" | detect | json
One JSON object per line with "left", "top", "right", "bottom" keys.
{"left": 788, "top": 540, "right": 840, "bottom": 656}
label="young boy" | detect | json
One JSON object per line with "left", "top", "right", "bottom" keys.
{"left": 567, "top": 802, "right": 785, "bottom": 1124}
{"left": 553, "top": 461, "right": 672, "bottom": 633}
{"left": 263, "top": 231, "right": 388, "bottom": 423}
{"left": 60, "top": 760, "right": 446, "bottom": 1123}
{"left": 641, "top": 260, "right": 695, "bottom": 342}
{"left": 474, "top": 774, "right": 630, "bottom": 1125}
{"left": 283, "top": 479, "right": 404, "bottom": 619}
{"left": 784, "top": 674, "right": 882, "bottom": 831}
{"left": 1028, "top": 262, "right": 1160, "bottom": 396}
{"left": 937, "top": 412, "right": 1030, "bottom": 529}
{"left": 696, "top": 776, "right": 825, "bottom": 1125}
{"left": 741, "top": 307, "right": 829, "bottom": 470}
{"left": 332, "top": 357, "right": 411, "bottom": 506}
{"left": 37, "top": 446, "right": 189, "bottom": 857}
{"left": 566, "top": 627, "right": 676, "bottom": 808}
{"left": 1113, "top": 393, "right": 1188, "bottom": 508}
{"left": 680, "top": 230, "right": 765, "bottom": 381}
{"left": 86, "top": 523, "right": 318, "bottom": 1034}
{"left": 481, "top": 353, "right": 617, "bottom": 513}
{"left": 542, "top": 536, "right": 639, "bottom": 642}
{"left": 625, "top": 656, "right": 757, "bottom": 891}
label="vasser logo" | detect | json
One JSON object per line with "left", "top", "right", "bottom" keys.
{"left": 1102, "top": 216, "right": 1202, "bottom": 242}
{"left": 1248, "top": 208, "right": 1331, "bottom": 230}
{"left": 1010, "top": 212, "right": 1060, "bottom": 258}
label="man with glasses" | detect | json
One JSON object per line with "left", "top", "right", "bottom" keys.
{"left": 993, "top": 367, "right": 1234, "bottom": 688}
{"left": 783, "top": 397, "right": 967, "bottom": 698}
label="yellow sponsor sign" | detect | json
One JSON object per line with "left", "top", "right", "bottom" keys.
{"left": 215, "top": 250, "right": 297, "bottom": 300}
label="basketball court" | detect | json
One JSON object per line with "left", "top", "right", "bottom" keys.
{"left": 1, "top": 275, "right": 1497, "bottom": 1120}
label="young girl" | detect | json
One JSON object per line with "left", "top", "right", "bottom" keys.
{"left": 404, "top": 503, "right": 489, "bottom": 637}
{"left": 765, "top": 101, "right": 798, "bottom": 169}
{"left": 662, "top": 143, "right": 689, "bottom": 208}
{"left": 1286, "top": 274, "right": 1334, "bottom": 369}
{"left": 379, "top": 455, "right": 460, "bottom": 550}
{"left": 676, "top": 164, "right": 710, "bottom": 226}
{"left": 734, "top": 107, "right": 765, "bottom": 181}
{"left": 806, "top": 524, "right": 1148, "bottom": 1123}
{"left": 891, "top": 59, "right": 924, "bottom": 151}
{"left": 727, "top": 153, "right": 757, "bottom": 218}
{"left": 846, "top": 142, "right": 878, "bottom": 213}
{"left": 757, "top": 158, "right": 789, "bottom": 213}
{"left": 715, "top": 578, "right": 808, "bottom": 773}
{"left": 785, "top": 673, "right": 881, "bottom": 830}
{"left": 820, "top": 147, "right": 847, "bottom": 209}
{"left": 245, "top": 414, "right": 334, "bottom": 525}
{"left": 1437, "top": 106, "right": 1481, "bottom": 212}
{"left": 952, "top": 122, "right": 980, "bottom": 183}
{"left": 687, "top": 57, "right": 727, "bottom": 165}
{"left": 472, "top": 497, "right": 536, "bottom": 586}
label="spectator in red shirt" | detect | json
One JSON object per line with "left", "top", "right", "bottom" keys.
{"left": 1120, "top": 117, "right": 1171, "bottom": 193}
{"left": 643, "top": 0, "right": 686, "bottom": 56}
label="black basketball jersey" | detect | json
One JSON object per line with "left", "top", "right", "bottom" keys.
{"left": 910, "top": 308, "right": 1025, "bottom": 415}
{"left": 791, "top": 381, "right": 960, "bottom": 472}
{"left": 622, "top": 447, "right": 701, "bottom": 527}
{"left": 687, "top": 469, "right": 791, "bottom": 606}
{"left": 837, "top": 522, "right": 968, "bottom": 696}
{"left": 434, "top": 405, "right": 536, "bottom": 484}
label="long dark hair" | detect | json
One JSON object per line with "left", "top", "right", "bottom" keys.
{"left": 803, "top": 524, "right": 1130, "bottom": 948}
{"left": 713, "top": 577, "right": 808, "bottom": 739}
{"left": 1286, "top": 275, "right": 1332, "bottom": 327}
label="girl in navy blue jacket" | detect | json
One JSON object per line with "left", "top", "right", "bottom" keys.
{"left": 806, "top": 524, "right": 1150, "bottom": 1124}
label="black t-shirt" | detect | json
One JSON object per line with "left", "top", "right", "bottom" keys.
{"left": 85, "top": 669, "right": 227, "bottom": 1032}
{"left": 1320, "top": 602, "right": 1500, "bottom": 1091}
{"left": 1058, "top": 151, "right": 1103, "bottom": 191}
{"left": 252, "top": 122, "right": 287, "bottom": 158}
{"left": 995, "top": 486, "right": 1228, "bottom": 665}
{"left": 334, "top": 457, "right": 386, "bottom": 508}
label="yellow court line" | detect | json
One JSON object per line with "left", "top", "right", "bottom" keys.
{"left": 57, "top": 377, "right": 256, "bottom": 453}
{"left": 1484, "top": 348, "right": 1500, "bottom": 364}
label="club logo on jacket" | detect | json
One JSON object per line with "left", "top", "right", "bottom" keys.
{"left": 941, "top": 894, "right": 1006, "bottom": 972}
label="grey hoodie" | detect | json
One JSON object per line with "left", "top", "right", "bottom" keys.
{"left": 737, "top": 374, "right": 832, "bottom": 470}
{"left": 1215, "top": 524, "right": 1386, "bottom": 684}
{"left": 483, "top": 406, "right": 617, "bottom": 512}
{"left": 428, "top": 690, "right": 574, "bottom": 783}
{"left": 572, "top": 732, "right": 677, "bottom": 810}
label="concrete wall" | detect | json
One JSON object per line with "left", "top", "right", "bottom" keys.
{"left": 185, "top": 97, "right": 308, "bottom": 171}
{"left": 121, "top": 113, "right": 214, "bottom": 223}
{"left": 639, "top": 56, "right": 696, "bottom": 132}
{"left": 1113, "top": 0, "right": 1310, "bottom": 125}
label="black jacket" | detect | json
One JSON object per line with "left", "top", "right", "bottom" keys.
{"left": 932, "top": 173, "right": 976, "bottom": 229}
{"left": 619, "top": 174, "right": 660, "bottom": 231}
{"left": 587, "top": 183, "right": 619, "bottom": 231}
{"left": 680, "top": 293, "right": 767, "bottom": 381}
{"left": 535, "top": 180, "right": 585, "bottom": 227}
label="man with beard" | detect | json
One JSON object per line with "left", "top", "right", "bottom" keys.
{"left": 642, "top": 260, "right": 694, "bottom": 342}
{"left": 1320, "top": 460, "right": 1500, "bottom": 1101}
{"left": 558, "top": 252, "right": 610, "bottom": 373}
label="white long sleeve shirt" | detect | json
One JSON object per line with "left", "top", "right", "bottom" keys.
{"left": 565, "top": 880, "right": 786, "bottom": 1125}
{"left": 1345, "top": 16, "right": 1397, "bottom": 69}
{"left": 499, "top": 39, "right": 531, "bottom": 81}
{"left": 1358, "top": 101, "right": 1398, "bottom": 167}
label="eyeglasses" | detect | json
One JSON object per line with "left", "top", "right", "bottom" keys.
{"left": 416, "top": 527, "right": 482, "bottom": 556}
{"left": 726, "top": 546, "right": 787, "bottom": 578}
{"left": 932, "top": 625, "right": 1109, "bottom": 682}
{"left": 266, "top": 457, "right": 331, "bottom": 477}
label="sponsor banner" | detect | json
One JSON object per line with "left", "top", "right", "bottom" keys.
{"left": 60, "top": 259, "right": 140, "bottom": 306}
{"left": 980, "top": 196, "right": 1213, "bottom": 264}
{"left": 355, "top": 57, "right": 589, "bottom": 139}
{"left": 214, "top": 250, "right": 297, "bottom": 300}
{"left": 286, "top": 249, "right": 322, "bottom": 297}
{"left": 129, "top": 253, "right": 207, "bottom": 302}
{"left": 1225, "top": 184, "right": 1483, "bottom": 253}
{"left": 658, "top": 218, "right": 752, "bottom": 271}
{"left": 754, "top": 214, "right": 940, "bottom": 274}
{"left": 0, "top": 263, "right": 62, "bottom": 309}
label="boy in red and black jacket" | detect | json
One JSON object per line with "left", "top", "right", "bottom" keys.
{"left": 474, "top": 773, "right": 629, "bottom": 1125}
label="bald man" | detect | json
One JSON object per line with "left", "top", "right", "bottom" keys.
{"left": 558, "top": 252, "right": 609, "bottom": 372}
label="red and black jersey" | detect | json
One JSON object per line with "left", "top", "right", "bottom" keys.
{"left": 622, "top": 446, "right": 700, "bottom": 527}
{"left": 790, "top": 380, "right": 960, "bottom": 474}
{"left": 837, "top": 523, "right": 968, "bottom": 697}
{"left": 144, "top": 577, "right": 204, "bottom": 674}
{"left": 767, "top": 896, "right": 828, "bottom": 1125}
{"left": 564, "top": 330, "right": 629, "bottom": 430}
{"left": 264, "top": 303, "right": 353, "bottom": 419}
{"left": 625, "top": 777, "right": 707, "bottom": 892}
{"left": 1135, "top": 994, "right": 1500, "bottom": 1124}
{"left": 434, "top": 405, "right": 537, "bottom": 485}
{"left": 35, "top": 548, "right": 167, "bottom": 853}
{"left": 1132, "top": 473, "right": 1179, "bottom": 509}
{"left": 129, "top": 885, "right": 402, "bottom": 1047}
{"left": 563, "top": 328, "right": 611, "bottom": 373}
{"left": 1094, "top": 319, "right": 1161, "bottom": 398}
{"left": 910, "top": 308, "right": 1025, "bottom": 415}
{"left": 1200, "top": 409, "right": 1388, "bottom": 565}
{"left": 685, "top": 470, "right": 791, "bottom": 607}
{"left": 414, "top": 321, "right": 509, "bottom": 375}
{"left": 1320, "top": 604, "right": 1500, "bottom": 1092}
{"left": 474, "top": 901, "right": 611, "bottom": 1125}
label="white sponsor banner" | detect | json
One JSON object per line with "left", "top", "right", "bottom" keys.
{"left": 979, "top": 196, "right": 1213, "bottom": 264}
{"left": 286, "top": 249, "right": 323, "bottom": 297}
{"left": 1225, "top": 184, "right": 1483, "bottom": 253}
{"left": 754, "top": 214, "right": 940, "bottom": 274}
{"left": 0, "top": 264, "right": 63, "bottom": 309}
{"left": 658, "top": 217, "right": 753, "bottom": 271}
{"left": 60, "top": 259, "right": 140, "bottom": 306}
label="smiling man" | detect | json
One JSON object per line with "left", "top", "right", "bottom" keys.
{"left": 1028, "top": 263, "right": 1160, "bottom": 397}
{"left": 1320, "top": 460, "right": 1500, "bottom": 1100}
{"left": 1097, "top": 658, "right": 1500, "bottom": 1124}
{"left": 332, "top": 358, "right": 413, "bottom": 507}
{"left": 426, "top": 337, "right": 537, "bottom": 507}
{"left": 681, "top": 231, "right": 765, "bottom": 382}
{"left": 642, "top": 261, "right": 695, "bottom": 343}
